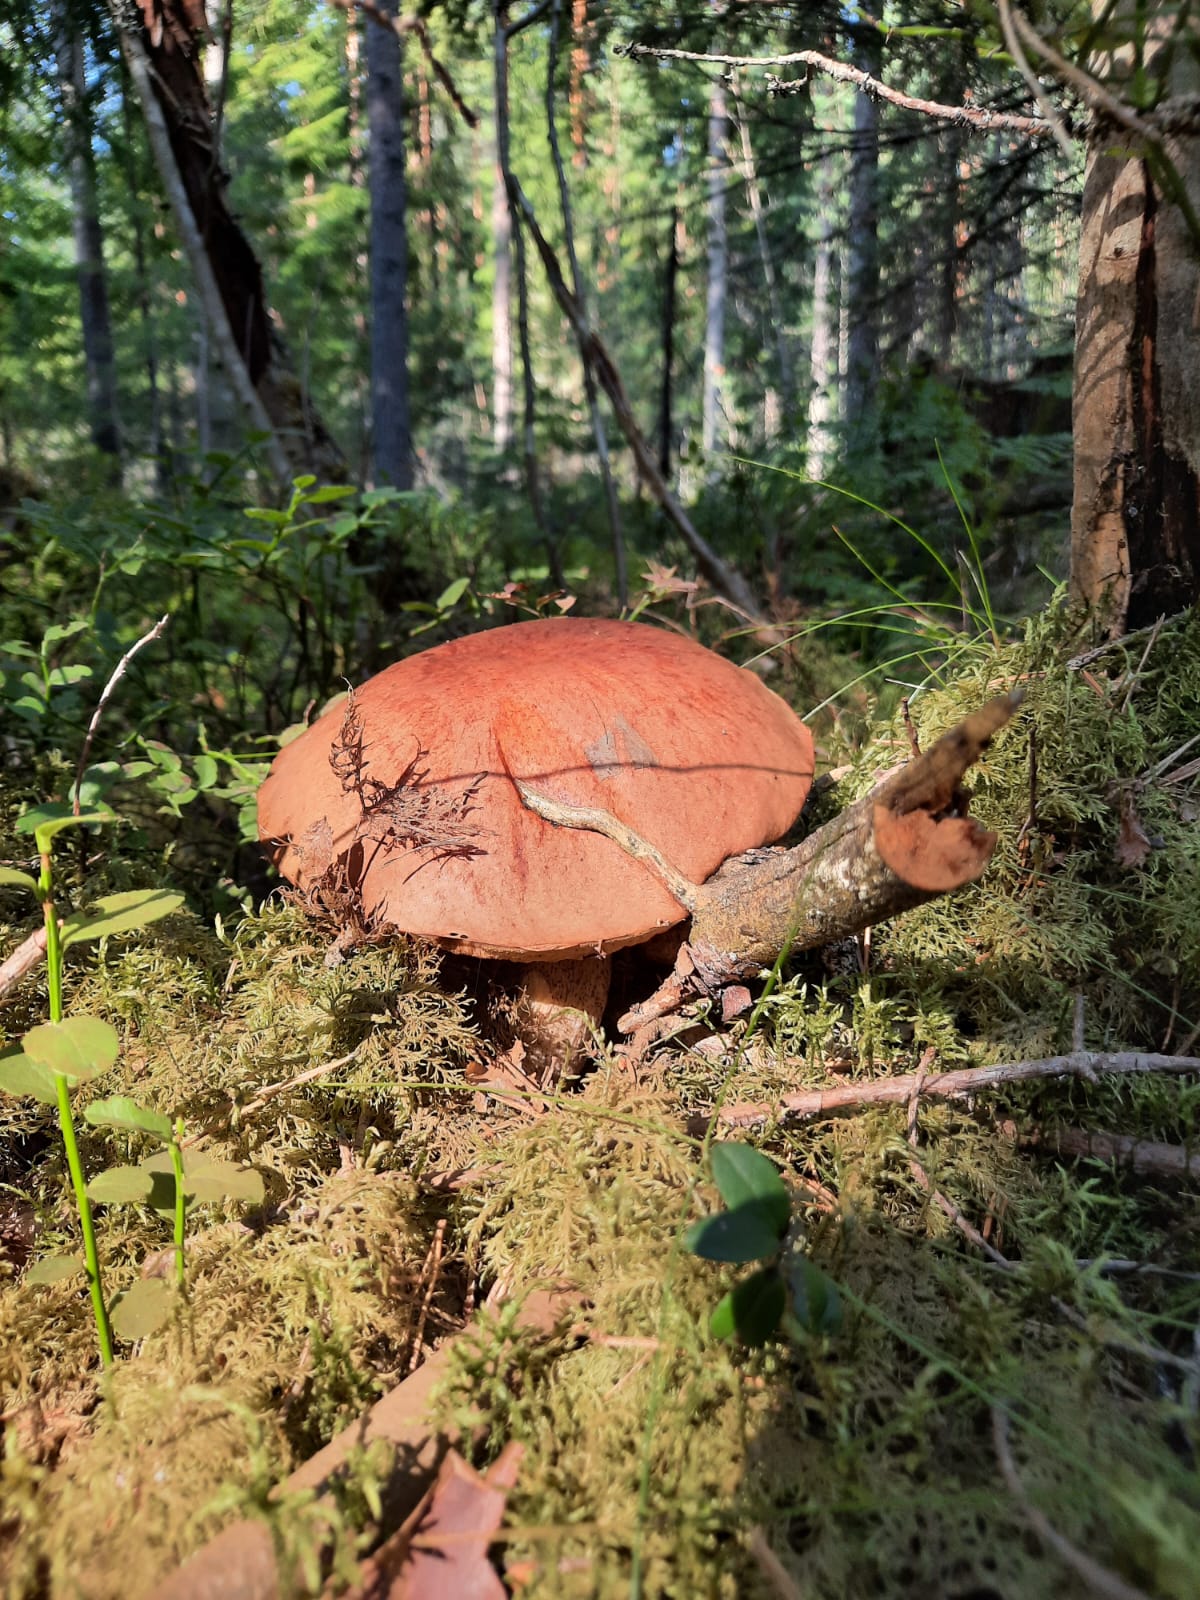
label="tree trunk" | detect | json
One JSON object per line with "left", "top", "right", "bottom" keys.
{"left": 844, "top": 27, "right": 882, "bottom": 444}
{"left": 1069, "top": 21, "right": 1200, "bottom": 633}
{"left": 659, "top": 201, "right": 681, "bottom": 481}
{"left": 53, "top": 2, "right": 122, "bottom": 476}
{"left": 702, "top": 68, "right": 730, "bottom": 464}
{"left": 111, "top": 0, "right": 346, "bottom": 486}
{"left": 807, "top": 84, "right": 838, "bottom": 479}
{"left": 491, "top": 9, "right": 515, "bottom": 457}
{"left": 366, "top": 0, "right": 413, "bottom": 489}
{"left": 732, "top": 78, "right": 795, "bottom": 427}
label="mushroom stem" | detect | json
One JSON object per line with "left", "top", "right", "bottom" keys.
{"left": 513, "top": 780, "right": 700, "bottom": 912}
{"left": 516, "top": 957, "right": 612, "bottom": 1083}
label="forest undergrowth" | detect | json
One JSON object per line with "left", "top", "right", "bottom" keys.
{"left": 1, "top": 599, "right": 1198, "bottom": 1599}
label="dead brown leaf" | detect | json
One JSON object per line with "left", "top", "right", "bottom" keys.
{"left": 1114, "top": 788, "right": 1152, "bottom": 869}
{"left": 342, "top": 1444, "right": 523, "bottom": 1600}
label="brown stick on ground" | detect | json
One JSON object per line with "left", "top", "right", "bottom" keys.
{"left": 720, "top": 1052, "right": 1200, "bottom": 1131}
{"left": 615, "top": 692, "right": 1021, "bottom": 1032}
{"left": 0, "top": 927, "right": 47, "bottom": 1005}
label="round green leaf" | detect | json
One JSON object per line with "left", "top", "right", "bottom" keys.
{"left": 0, "top": 866, "right": 39, "bottom": 896}
{"left": 684, "top": 1200, "right": 787, "bottom": 1264}
{"left": 88, "top": 1166, "right": 156, "bottom": 1204}
{"left": 786, "top": 1257, "right": 843, "bottom": 1337}
{"left": 183, "top": 1157, "right": 264, "bottom": 1206}
{"left": 26, "top": 1254, "right": 84, "bottom": 1286}
{"left": 710, "top": 1267, "right": 787, "bottom": 1345}
{"left": 62, "top": 889, "right": 185, "bottom": 948}
{"left": 84, "top": 1097, "right": 173, "bottom": 1141}
{"left": 111, "top": 1277, "right": 174, "bottom": 1340}
{"left": 0, "top": 1051, "right": 60, "bottom": 1105}
{"left": 709, "top": 1143, "right": 791, "bottom": 1236}
{"left": 22, "top": 1017, "right": 120, "bottom": 1081}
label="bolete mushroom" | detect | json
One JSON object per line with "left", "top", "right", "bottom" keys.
{"left": 257, "top": 617, "right": 816, "bottom": 1075}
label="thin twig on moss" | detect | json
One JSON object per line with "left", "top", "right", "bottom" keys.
{"left": 720, "top": 1051, "right": 1200, "bottom": 1130}
{"left": 992, "top": 1405, "right": 1155, "bottom": 1600}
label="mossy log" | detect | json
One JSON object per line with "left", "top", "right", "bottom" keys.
{"left": 522, "top": 693, "right": 1020, "bottom": 1035}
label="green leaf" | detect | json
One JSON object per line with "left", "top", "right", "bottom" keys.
{"left": 0, "top": 866, "right": 39, "bottom": 895}
{"left": 22, "top": 1016, "right": 119, "bottom": 1081}
{"left": 62, "top": 889, "right": 185, "bottom": 948}
{"left": 110, "top": 1277, "right": 174, "bottom": 1339}
{"left": 684, "top": 1201, "right": 788, "bottom": 1264}
{"left": 786, "top": 1257, "right": 843, "bottom": 1337}
{"left": 16, "top": 805, "right": 114, "bottom": 842}
{"left": 710, "top": 1143, "right": 791, "bottom": 1236}
{"left": 710, "top": 1267, "right": 787, "bottom": 1345}
{"left": 41, "top": 619, "right": 89, "bottom": 649}
{"left": 46, "top": 664, "right": 92, "bottom": 689}
{"left": 183, "top": 1157, "right": 264, "bottom": 1206}
{"left": 0, "top": 1052, "right": 59, "bottom": 1104}
{"left": 84, "top": 1096, "right": 173, "bottom": 1141}
{"left": 436, "top": 576, "right": 471, "bottom": 611}
{"left": 26, "top": 1254, "right": 83, "bottom": 1286}
{"left": 76, "top": 762, "right": 122, "bottom": 809}
{"left": 193, "top": 754, "right": 219, "bottom": 790}
{"left": 87, "top": 1165, "right": 156, "bottom": 1203}
{"left": 301, "top": 484, "right": 355, "bottom": 504}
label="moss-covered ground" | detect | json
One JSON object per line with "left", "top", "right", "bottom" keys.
{"left": 2, "top": 605, "right": 1198, "bottom": 1599}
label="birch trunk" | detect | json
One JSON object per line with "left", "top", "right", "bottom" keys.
{"left": 702, "top": 69, "right": 730, "bottom": 464}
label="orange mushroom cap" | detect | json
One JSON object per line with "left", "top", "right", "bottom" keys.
{"left": 257, "top": 618, "right": 814, "bottom": 959}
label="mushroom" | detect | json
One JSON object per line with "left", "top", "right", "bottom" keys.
{"left": 257, "top": 617, "right": 815, "bottom": 1076}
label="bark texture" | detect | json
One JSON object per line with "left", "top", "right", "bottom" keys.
{"left": 1069, "top": 18, "right": 1200, "bottom": 632}
{"left": 619, "top": 693, "right": 1019, "bottom": 1033}
{"left": 115, "top": 0, "right": 345, "bottom": 483}
{"left": 366, "top": 0, "right": 413, "bottom": 488}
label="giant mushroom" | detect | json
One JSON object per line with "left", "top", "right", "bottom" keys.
{"left": 258, "top": 617, "right": 1016, "bottom": 1073}
{"left": 257, "top": 618, "right": 814, "bottom": 1072}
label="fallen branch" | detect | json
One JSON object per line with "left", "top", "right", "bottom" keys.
{"left": 614, "top": 693, "right": 1022, "bottom": 1033}
{"left": 720, "top": 1052, "right": 1200, "bottom": 1130}
{"left": 0, "top": 927, "right": 48, "bottom": 1005}
{"left": 1044, "top": 1126, "right": 1200, "bottom": 1179}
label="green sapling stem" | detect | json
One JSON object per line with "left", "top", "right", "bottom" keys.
{"left": 38, "top": 836, "right": 115, "bottom": 1368}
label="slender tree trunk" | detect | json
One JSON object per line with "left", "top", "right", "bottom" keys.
{"left": 491, "top": 10, "right": 515, "bottom": 456}
{"left": 659, "top": 202, "right": 681, "bottom": 481}
{"left": 111, "top": 0, "right": 346, "bottom": 485}
{"left": 1070, "top": 5, "right": 1200, "bottom": 632}
{"left": 116, "top": 54, "right": 169, "bottom": 490}
{"left": 731, "top": 77, "right": 794, "bottom": 427}
{"left": 366, "top": 0, "right": 413, "bottom": 488}
{"left": 702, "top": 68, "right": 730, "bottom": 464}
{"left": 844, "top": 27, "right": 882, "bottom": 444}
{"left": 345, "top": 6, "right": 370, "bottom": 477}
{"left": 53, "top": 2, "right": 122, "bottom": 477}
{"left": 807, "top": 197, "right": 837, "bottom": 477}
{"left": 547, "top": 0, "right": 625, "bottom": 606}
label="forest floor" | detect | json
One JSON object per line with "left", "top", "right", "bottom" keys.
{"left": 1, "top": 606, "right": 1199, "bottom": 1600}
